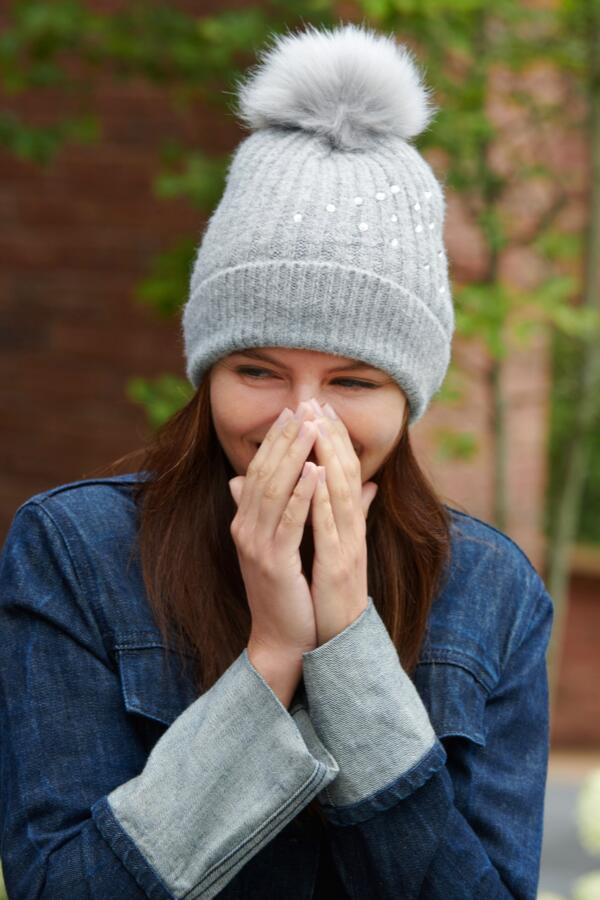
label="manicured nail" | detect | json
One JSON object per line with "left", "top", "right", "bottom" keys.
{"left": 309, "top": 399, "right": 322, "bottom": 416}
{"left": 317, "top": 420, "right": 329, "bottom": 437}
{"left": 323, "top": 402, "right": 338, "bottom": 420}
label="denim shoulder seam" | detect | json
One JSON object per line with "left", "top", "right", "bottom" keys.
{"left": 444, "top": 505, "right": 544, "bottom": 577}
{"left": 20, "top": 500, "right": 113, "bottom": 659}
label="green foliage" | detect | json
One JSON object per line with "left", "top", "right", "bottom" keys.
{"left": 134, "top": 238, "right": 197, "bottom": 319}
{"left": 126, "top": 373, "right": 194, "bottom": 431}
{"left": 0, "top": 110, "right": 99, "bottom": 164}
{"left": 154, "top": 149, "right": 229, "bottom": 211}
{"left": 432, "top": 427, "right": 479, "bottom": 462}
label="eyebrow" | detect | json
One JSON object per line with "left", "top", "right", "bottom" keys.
{"left": 231, "top": 349, "right": 378, "bottom": 372}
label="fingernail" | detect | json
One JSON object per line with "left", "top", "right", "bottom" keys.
{"left": 323, "top": 402, "right": 338, "bottom": 420}
{"left": 293, "top": 401, "right": 309, "bottom": 420}
{"left": 275, "top": 408, "right": 293, "bottom": 429}
{"left": 309, "top": 399, "right": 322, "bottom": 416}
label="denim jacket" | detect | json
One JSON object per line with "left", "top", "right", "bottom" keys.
{"left": 0, "top": 473, "right": 553, "bottom": 899}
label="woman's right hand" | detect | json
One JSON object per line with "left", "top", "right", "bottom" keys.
{"left": 228, "top": 401, "right": 321, "bottom": 660}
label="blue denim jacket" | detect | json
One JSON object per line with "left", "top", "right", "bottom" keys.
{"left": 0, "top": 473, "right": 553, "bottom": 899}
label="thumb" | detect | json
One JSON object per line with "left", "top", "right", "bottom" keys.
{"left": 361, "top": 481, "right": 379, "bottom": 519}
{"left": 228, "top": 476, "right": 246, "bottom": 507}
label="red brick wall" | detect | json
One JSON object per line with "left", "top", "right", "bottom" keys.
{"left": 551, "top": 573, "right": 600, "bottom": 747}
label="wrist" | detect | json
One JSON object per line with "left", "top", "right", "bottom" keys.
{"left": 247, "top": 643, "right": 303, "bottom": 710}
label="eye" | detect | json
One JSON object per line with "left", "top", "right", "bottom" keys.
{"left": 235, "top": 367, "right": 377, "bottom": 390}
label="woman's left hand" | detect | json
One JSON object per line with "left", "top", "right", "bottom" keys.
{"left": 309, "top": 405, "right": 378, "bottom": 647}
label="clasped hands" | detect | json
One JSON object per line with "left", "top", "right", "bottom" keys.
{"left": 229, "top": 399, "right": 378, "bottom": 647}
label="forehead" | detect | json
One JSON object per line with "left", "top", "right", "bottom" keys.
{"left": 228, "top": 347, "right": 380, "bottom": 372}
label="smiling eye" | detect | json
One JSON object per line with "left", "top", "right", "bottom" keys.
{"left": 236, "top": 367, "right": 377, "bottom": 389}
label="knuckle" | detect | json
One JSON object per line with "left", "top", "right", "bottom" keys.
{"left": 281, "top": 419, "right": 299, "bottom": 440}
{"left": 246, "top": 456, "right": 259, "bottom": 477}
{"left": 288, "top": 443, "right": 307, "bottom": 466}
{"left": 280, "top": 507, "right": 302, "bottom": 528}
{"left": 263, "top": 479, "right": 283, "bottom": 501}
{"left": 255, "top": 464, "right": 272, "bottom": 483}
{"left": 338, "top": 485, "right": 353, "bottom": 504}
{"left": 324, "top": 512, "right": 336, "bottom": 534}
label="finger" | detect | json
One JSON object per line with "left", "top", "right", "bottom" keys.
{"left": 322, "top": 404, "right": 361, "bottom": 479}
{"left": 361, "top": 481, "right": 379, "bottom": 519}
{"left": 311, "top": 466, "right": 340, "bottom": 556}
{"left": 312, "top": 418, "right": 357, "bottom": 541}
{"left": 255, "top": 419, "right": 319, "bottom": 541}
{"left": 228, "top": 476, "right": 245, "bottom": 507}
{"left": 317, "top": 413, "right": 362, "bottom": 500}
{"left": 275, "top": 461, "right": 320, "bottom": 552}
{"left": 240, "top": 404, "right": 309, "bottom": 530}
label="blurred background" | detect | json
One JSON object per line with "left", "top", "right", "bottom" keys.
{"left": 1, "top": 1, "right": 599, "bottom": 897}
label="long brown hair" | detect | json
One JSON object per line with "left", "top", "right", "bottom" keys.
{"left": 91, "top": 370, "right": 454, "bottom": 828}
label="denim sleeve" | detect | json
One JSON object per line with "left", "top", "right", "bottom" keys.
{"left": 0, "top": 502, "right": 339, "bottom": 900}
{"left": 301, "top": 590, "right": 553, "bottom": 900}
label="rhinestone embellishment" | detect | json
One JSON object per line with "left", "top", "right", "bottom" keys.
{"left": 375, "top": 191, "right": 386, "bottom": 200}
{"left": 391, "top": 214, "right": 398, "bottom": 223}
{"left": 391, "top": 238, "right": 399, "bottom": 248}
{"left": 415, "top": 224, "right": 423, "bottom": 233}
{"left": 390, "top": 185, "right": 400, "bottom": 193}
{"left": 358, "top": 222, "right": 369, "bottom": 232}
{"left": 293, "top": 213, "right": 303, "bottom": 223}
{"left": 326, "top": 203, "right": 336, "bottom": 212}
{"left": 354, "top": 197, "right": 363, "bottom": 206}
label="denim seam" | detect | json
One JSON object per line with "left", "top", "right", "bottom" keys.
{"left": 24, "top": 501, "right": 114, "bottom": 659}
{"left": 415, "top": 654, "right": 494, "bottom": 694}
{"left": 320, "top": 740, "right": 447, "bottom": 827}
{"left": 92, "top": 796, "right": 175, "bottom": 899}
{"left": 445, "top": 505, "right": 542, "bottom": 575}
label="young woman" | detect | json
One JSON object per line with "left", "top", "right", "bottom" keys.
{"left": 0, "top": 22, "right": 553, "bottom": 900}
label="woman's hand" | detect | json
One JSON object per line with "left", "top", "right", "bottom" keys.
{"left": 228, "top": 401, "right": 322, "bottom": 659}
{"left": 309, "top": 402, "right": 378, "bottom": 646}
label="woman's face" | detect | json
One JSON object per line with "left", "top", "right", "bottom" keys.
{"left": 209, "top": 347, "right": 408, "bottom": 483}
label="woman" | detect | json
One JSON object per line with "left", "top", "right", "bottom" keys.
{"left": 0, "top": 22, "right": 553, "bottom": 900}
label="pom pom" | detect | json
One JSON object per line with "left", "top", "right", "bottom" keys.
{"left": 233, "top": 22, "right": 437, "bottom": 152}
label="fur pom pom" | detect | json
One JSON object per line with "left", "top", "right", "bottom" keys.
{"left": 233, "top": 22, "right": 437, "bottom": 151}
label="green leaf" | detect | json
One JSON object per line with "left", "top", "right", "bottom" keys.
{"left": 134, "top": 238, "right": 197, "bottom": 318}
{"left": 154, "top": 151, "right": 228, "bottom": 211}
{"left": 432, "top": 428, "right": 479, "bottom": 463}
{"left": 126, "top": 374, "right": 194, "bottom": 430}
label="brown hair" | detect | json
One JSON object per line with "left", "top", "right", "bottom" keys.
{"left": 91, "top": 372, "right": 453, "bottom": 828}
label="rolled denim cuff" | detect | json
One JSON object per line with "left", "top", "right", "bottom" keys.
{"left": 98, "top": 649, "right": 339, "bottom": 900}
{"left": 302, "top": 597, "right": 437, "bottom": 807}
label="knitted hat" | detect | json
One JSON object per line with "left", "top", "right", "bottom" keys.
{"left": 182, "top": 22, "right": 454, "bottom": 425}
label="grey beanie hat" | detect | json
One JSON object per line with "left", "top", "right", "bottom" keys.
{"left": 182, "top": 21, "right": 454, "bottom": 425}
